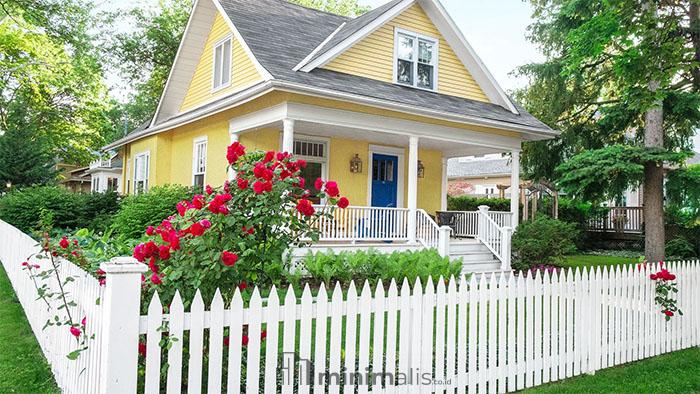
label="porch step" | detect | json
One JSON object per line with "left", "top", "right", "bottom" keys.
{"left": 449, "top": 239, "right": 502, "bottom": 274}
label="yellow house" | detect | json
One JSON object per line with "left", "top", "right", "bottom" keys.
{"left": 104, "top": 0, "right": 556, "bottom": 272}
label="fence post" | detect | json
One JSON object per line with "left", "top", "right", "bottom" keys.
{"left": 438, "top": 225, "right": 452, "bottom": 257}
{"left": 501, "top": 226, "right": 513, "bottom": 271}
{"left": 477, "top": 205, "right": 490, "bottom": 242}
{"left": 99, "top": 257, "right": 148, "bottom": 394}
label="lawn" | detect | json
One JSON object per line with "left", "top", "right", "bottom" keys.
{"left": 521, "top": 347, "right": 700, "bottom": 393}
{"left": 0, "top": 265, "right": 59, "bottom": 393}
{"left": 561, "top": 254, "right": 639, "bottom": 269}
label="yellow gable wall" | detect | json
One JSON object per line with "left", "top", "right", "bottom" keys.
{"left": 179, "top": 12, "right": 264, "bottom": 113}
{"left": 324, "top": 4, "right": 489, "bottom": 102}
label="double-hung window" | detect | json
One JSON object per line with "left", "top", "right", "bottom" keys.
{"left": 395, "top": 29, "right": 438, "bottom": 91}
{"left": 213, "top": 37, "right": 232, "bottom": 90}
{"left": 133, "top": 152, "right": 150, "bottom": 195}
{"left": 293, "top": 138, "right": 328, "bottom": 204}
{"left": 192, "top": 138, "right": 207, "bottom": 191}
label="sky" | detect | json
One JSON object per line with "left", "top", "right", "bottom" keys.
{"left": 103, "top": 0, "right": 700, "bottom": 150}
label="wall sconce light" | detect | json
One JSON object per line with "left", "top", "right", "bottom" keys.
{"left": 350, "top": 154, "right": 363, "bottom": 173}
{"left": 417, "top": 160, "right": 425, "bottom": 178}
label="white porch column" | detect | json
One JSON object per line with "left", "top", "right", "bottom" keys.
{"left": 510, "top": 149, "right": 520, "bottom": 229}
{"left": 227, "top": 131, "right": 239, "bottom": 181}
{"left": 282, "top": 118, "right": 295, "bottom": 153}
{"left": 407, "top": 136, "right": 419, "bottom": 243}
{"left": 441, "top": 156, "right": 448, "bottom": 211}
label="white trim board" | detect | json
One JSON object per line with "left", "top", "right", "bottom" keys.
{"left": 367, "top": 144, "right": 405, "bottom": 208}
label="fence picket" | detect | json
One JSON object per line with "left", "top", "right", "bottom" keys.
{"left": 466, "top": 275, "right": 477, "bottom": 394}
{"left": 187, "top": 291, "right": 205, "bottom": 394}
{"left": 445, "top": 277, "right": 457, "bottom": 391}
{"left": 358, "top": 282, "right": 372, "bottom": 394}
{"left": 299, "top": 286, "right": 313, "bottom": 394}
{"left": 385, "top": 281, "right": 399, "bottom": 394}
{"left": 264, "top": 287, "right": 280, "bottom": 394}
{"left": 207, "top": 290, "right": 224, "bottom": 394}
{"left": 246, "top": 289, "right": 263, "bottom": 393}
{"left": 542, "top": 271, "right": 551, "bottom": 384}
{"left": 372, "top": 281, "right": 386, "bottom": 393}
{"left": 328, "top": 284, "right": 343, "bottom": 394}
{"left": 145, "top": 292, "right": 163, "bottom": 394}
{"left": 421, "top": 278, "right": 435, "bottom": 394}
{"left": 435, "top": 277, "right": 447, "bottom": 392}
{"left": 167, "top": 291, "right": 185, "bottom": 394}
{"left": 282, "top": 286, "right": 298, "bottom": 394}
{"left": 344, "top": 283, "right": 359, "bottom": 394}
{"left": 226, "top": 289, "right": 243, "bottom": 394}
{"left": 313, "top": 284, "right": 328, "bottom": 394}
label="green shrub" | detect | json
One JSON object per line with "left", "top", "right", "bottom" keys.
{"left": 666, "top": 237, "right": 697, "bottom": 258}
{"left": 0, "top": 186, "right": 119, "bottom": 233}
{"left": 447, "top": 195, "right": 511, "bottom": 211}
{"left": 111, "top": 185, "right": 194, "bottom": 240}
{"left": 302, "top": 249, "right": 463, "bottom": 287}
{"left": 512, "top": 216, "right": 579, "bottom": 268}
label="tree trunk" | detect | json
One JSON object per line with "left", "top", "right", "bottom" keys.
{"left": 643, "top": 80, "right": 665, "bottom": 262}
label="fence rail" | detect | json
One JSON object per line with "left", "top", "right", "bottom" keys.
{"left": 587, "top": 207, "right": 644, "bottom": 234}
{"left": 0, "top": 220, "right": 105, "bottom": 394}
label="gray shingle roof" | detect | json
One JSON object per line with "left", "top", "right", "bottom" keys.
{"left": 447, "top": 157, "right": 511, "bottom": 179}
{"left": 213, "top": 0, "right": 553, "bottom": 132}
{"left": 305, "top": 0, "right": 404, "bottom": 65}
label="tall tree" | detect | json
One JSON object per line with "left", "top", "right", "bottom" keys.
{"left": 516, "top": 0, "right": 700, "bottom": 261}
{"left": 0, "top": 127, "right": 56, "bottom": 191}
{"left": 0, "top": 4, "right": 116, "bottom": 166}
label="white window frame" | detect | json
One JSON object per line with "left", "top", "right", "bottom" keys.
{"left": 393, "top": 27, "right": 439, "bottom": 92}
{"left": 290, "top": 135, "right": 330, "bottom": 202}
{"left": 133, "top": 151, "right": 150, "bottom": 195}
{"left": 212, "top": 35, "right": 233, "bottom": 91}
{"left": 192, "top": 137, "right": 208, "bottom": 188}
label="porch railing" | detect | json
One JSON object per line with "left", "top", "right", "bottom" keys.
{"left": 416, "top": 209, "right": 441, "bottom": 249}
{"left": 437, "top": 210, "right": 512, "bottom": 238}
{"left": 311, "top": 205, "right": 409, "bottom": 242}
{"left": 477, "top": 206, "right": 512, "bottom": 270}
{"left": 587, "top": 207, "right": 644, "bottom": 234}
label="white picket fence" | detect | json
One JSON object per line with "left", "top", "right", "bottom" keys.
{"left": 1, "top": 218, "right": 699, "bottom": 393}
{"left": 0, "top": 220, "right": 106, "bottom": 393}
{"left": 137, "top": 261, "right": 700, "bottom": 393}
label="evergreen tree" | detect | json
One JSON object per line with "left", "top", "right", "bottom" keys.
{"left": 0, "top": 127, "right": 57, "bottom": 191}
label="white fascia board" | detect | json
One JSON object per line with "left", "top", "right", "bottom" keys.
{"left": 150, "top": 0, "right": 202, "bottom": 127}
{"left": 285, "top": 102, "right": 522, "bottom": 151}
{"left": 211, "top": 0, "right": 274, "bottom": 81}
{"left": 420, "top": 0, "right": 519, "bottom": 114}
{"left": 298, "top": 0, "right": 415, "bottom": 72}
{"left": 228, "top": 103, "right": 288, "bottom": 133}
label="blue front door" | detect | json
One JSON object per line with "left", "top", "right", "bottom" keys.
{"left": 371, "top": 153, "right": 398, "bottom": 207}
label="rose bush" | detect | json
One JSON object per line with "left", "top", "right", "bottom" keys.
{"left": 647, "top": 262, "right": 683, "bottom": 321}
{"left": 132, "top": 142, "right": 349, "bottom": 303}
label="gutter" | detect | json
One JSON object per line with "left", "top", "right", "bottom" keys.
{"left": 104, "top": 80, "right": 557, "bottom": 150}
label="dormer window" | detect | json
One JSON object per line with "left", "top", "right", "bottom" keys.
{"left": 394, "top": 29, "right": 438, "bottom": 91}
{"left": 213, "top": 37, "right": 232, "bottom": 90}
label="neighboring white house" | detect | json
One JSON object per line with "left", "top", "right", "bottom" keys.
{"left": 447, "top": 154, "right": 514, "bottom": 198}
{"left": 86, "top": 152, "right": 123, "bottom": 193}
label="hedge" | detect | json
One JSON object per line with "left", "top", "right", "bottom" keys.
{"left": 446, "top": 195, "right": 511, "bottom": 211}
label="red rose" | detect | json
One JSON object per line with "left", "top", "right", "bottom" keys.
{"left": 146, "top": 226, "right": 155, "bottom": 236}
{"left": 200, "top": 219, "right": 211, "bottom": 229}
{"left": 191, "top": 195, "right": 205, "bottom": 209}
{"left": 261, "top": 330, "right": 267, "bottom": 341}
{"left": 296, "top": 159, "right": 307, "bottom": 168}
{"left": 325, "top": 181, "right": 340, "bottom": 197}
{"left": 133, "top": 244, "right": 146, "bottom": 262}
{"left": 238, "top": 281, "right": 248, "bottom": 291}
{"left": 223, "top": 336, "right": 230, "bottom": 347}
{"left": 221, "top": 251, "right": 238, "bottom": 267}
{"left": 176, "top": 201, "right": 188, "bottom": 217}
{"left": 337, "top": 197, "right": 349, "bottom": 209}
{"left": 277, "top": 152, "right": 288, "bottom": 161}
{"left": 218, "top": 205, "right": 230, "bottom": 215}
{"left": 237, "top": 178, "right": 249, "bottom": 190}
{"left": 205, "top": 185, "right": 213, "bottom": 195}
{"left": 226, "top": 141, "right": 246, "bottom": 164}
{"left": 295, "top": 177, "right": 306, "bottom": 189}
{"left": 169, "top": 233, "right": 181, "bottom": 251}
{"left": 59, "top": 237, "right": 69, "bottom": 249}
{"left": 253, "top": 181, "right": 266, "bottom": 194}
{"left": 158, "top": 245, "right": 170, "bottom": 260}
{"left": 314, "top": 178, "right": 324, "bottom": 190}
{"left": 189, "top": 222, "right": 205, "bottom": 237}
{"left": 150, "top": 274, "right": 162, "bottom": 285}
{"left": 263, "top": 150, "right": 275, "bottom": 163}
{"left": 663, "top": 310, "right": 674, "bottom": 317}
{"left": 148, "top": 258, "right": 159, "bottom": 274}
{"left": 242, "top": 335, "right": 249, "bottom": 347}
{"left": 296, "top": 199, "right": 315, "bottom": 216}
{"left": 138, "top": 342, "right": 147, "bottom": 357}
{"left": 70, "top": 326, "right": 81, "bottom": 338}
{"left": 650, "top": 274, "right": 657, "bottom": 280}
{"left": 242, "top": 226, "right": 254, "bottom": 235}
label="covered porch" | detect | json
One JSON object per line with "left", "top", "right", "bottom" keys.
{"left": 228, "top": 101, "right": 524, "bottom": 271}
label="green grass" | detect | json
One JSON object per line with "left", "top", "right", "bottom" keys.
{"left": 561, "top": 254, "right": 639, "bottom": 269}
{"left": 0, "top": 264, "right": 59, "bottom": 393}
{"left": 521, "top": 347, "right": 700, "bottom": 393}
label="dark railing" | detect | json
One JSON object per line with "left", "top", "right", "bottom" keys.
{"left": 587, "top": 207, "right": 644, "bottom": 234}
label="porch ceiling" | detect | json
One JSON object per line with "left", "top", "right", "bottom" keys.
{"left": 230, "top": 102, "right": 522, "bottom": 158}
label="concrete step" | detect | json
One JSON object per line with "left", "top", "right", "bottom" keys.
{"left": 461, "top": 260, "right": 502, "bottom": 274}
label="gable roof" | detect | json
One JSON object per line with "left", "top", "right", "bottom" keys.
{"left": 134, "top": 0, "right": 555, "bottom": 150}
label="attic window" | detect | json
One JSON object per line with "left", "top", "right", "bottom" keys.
{"left": 394, "top": 29, "right": 438, "bottom": 91}
{"left": 213, "top": 37, "right": 232, "bottom": 90}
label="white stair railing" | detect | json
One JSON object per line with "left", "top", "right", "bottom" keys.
{"left": 477, "top": 206, "right": 513, "bottom": 270}
{"left": 416, "top": 209, "right": 441, "bottom": 249}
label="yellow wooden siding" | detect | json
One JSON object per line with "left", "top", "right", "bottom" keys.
{"left": 179, "top": 13, "right": 263, "bottom": 112}
{"left": 324, "top": 4, "right": 489, "bottom": 102}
